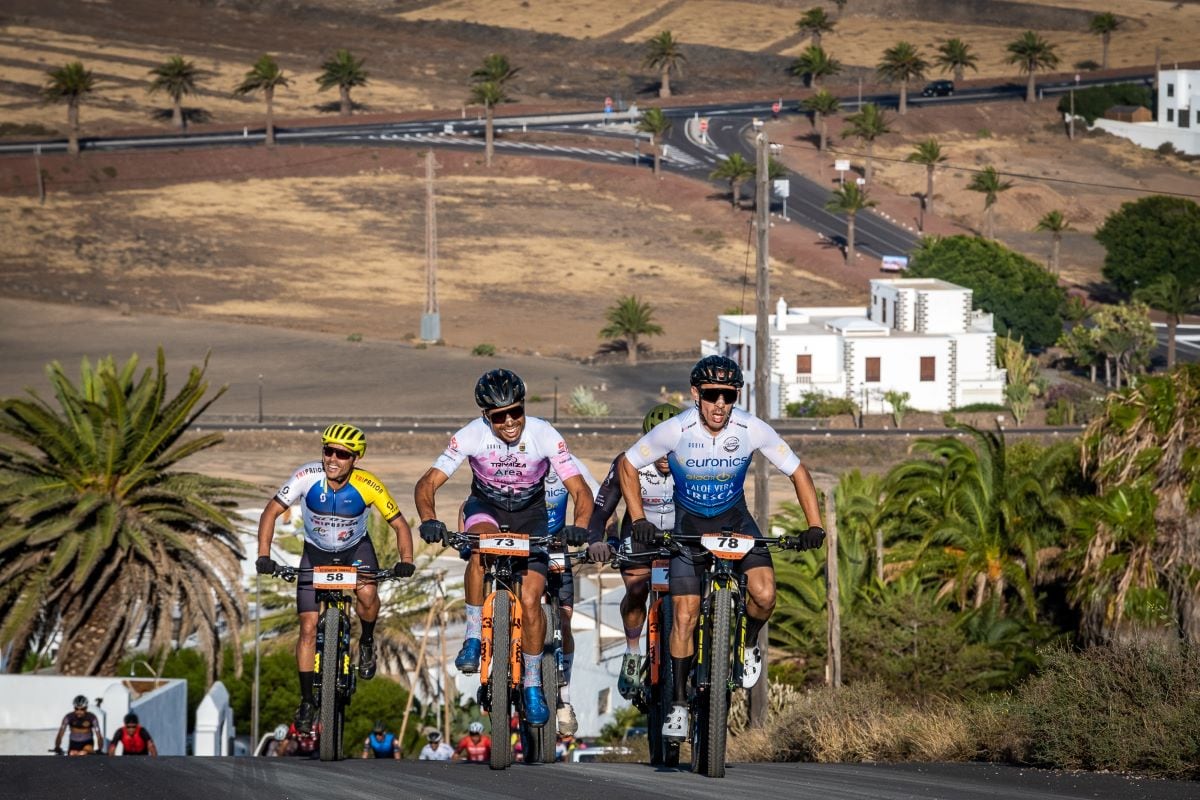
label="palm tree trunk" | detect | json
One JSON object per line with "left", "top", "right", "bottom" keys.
{"left": 660, "top": 66, "right": 671, "bottom": 98}
{"left": 1167, "top": 316, "right": 1178, "bottom": 369}
{"left": 874, "top": 528, "right": 884, "bottom": 584}
{"left": 172, "top": 98, "right": 184, "bottom": 131}
{"left": 1051, "top": 233, "right": 1061, "bottom": 274}
{"left": 813, "top": 32, "right": 822, "bottom": 49}
{"left": 866, "top": 141, "right": 875, "bottom": 185}
{"left": 265, "top": 87, "right": 275, "bottom": 147}
{"left": 818, "top": 114, "right": 827, "bottom": 152}
{"left": 485, "top": 105, "right": 494, "bottom": 167}
{"left": 1026, "top": 70, "right": 1037, "bottom": 103}
{"left": 652, "top": 135, "right": 661, "bottom": 177}
{"left": 1102, "top": 35, "right": 1110, "bottom": 70}
{"left": 925, "top": 166, "right": 935, "bottom": 220}
{"left": 67, "top": 101, "right": 80, "bottom": 157}
{"left": 899, "top": 80, "right": 908, "bottom": 115}
{"left": 627, "top": 334, "right": 639, "bottom": 366}
{"left": 1104, "top": 356, "right": 1112, "bottom": 387}
{"left": 955, "top": 65, "right": 964, "bottom": 82}
{"left": 985, "top": 205, "right": 994, "bottom": 239}
{"left": 846, "top": 211, "right": 856, "bottom": 264}
{"left": 1089, "top": 363, "right": 1097, "bottom": 383}
{"left": 730, "top": 179, "right": 740, "bottom": 209}
{"left": 340, "top": 86, "right": 352, "bottom": 117}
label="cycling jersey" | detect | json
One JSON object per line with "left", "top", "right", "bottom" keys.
{"left": 61, "top": 712, "right": 99, "bottom": 746}
{"left": 274, "top": 462, "right": 402, "bottom": 552}
{"left": 364, "top": 732, "right": 397, "bottom": 758}
{"left": 545, "top": 457, "right": 600, "bottom": 534}
{"left": 624, "top": 407, "right": 801, "bottom": 517}
{"left": 418, "top": 742, "right": 455, "bottom": 760}
{"left": 432, "top": 417, "right": 580, "bottom": 512}
{"left": 111, "top": 725, "right": 152, "bottom": 755}
{"left": 587, "top": 454, "right": 675, "bottom": 543}
{"left": 456, "top": 734, "right": 491, "bottom": 762}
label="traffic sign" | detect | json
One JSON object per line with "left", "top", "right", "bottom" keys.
{"left": 771, "top": 100, "right": 782, "bottom": 115}
{"left": 834, "top": 159, "right": 850, "bottom": 172}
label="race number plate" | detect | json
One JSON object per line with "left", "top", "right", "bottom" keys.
{"left": 479, "top": 532, "right": 530, "bottom": 556}
{"left": 548, "top": 550, "right": 569, "bottom": 573}
{"left": 700, "top": 533, "right": 755, "bottom": 560}
{"left": 312, "top": 565, "right": 357, "bottom": 589}
{"left": 651, "top": 559, "right": 670, "bottom": 591}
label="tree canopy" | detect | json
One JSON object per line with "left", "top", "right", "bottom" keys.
{"left": 1095, "top": 195, "right": 1200, "bottom": 297}
{"left": 907, "top": 235, "right": 1067, "bottom": 349}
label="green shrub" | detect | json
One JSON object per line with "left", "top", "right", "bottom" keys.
{"left": 953, "top": 402, "right": 1007, "bottom": 413}
{"left": 786, "top": 391, "right": 858, "bottom": 418}
{"left": 101, "top": 165, "right": 117, "bottom": 178}
{"left": 471, "top": 343, "right": 496, "bottom": 357}
{"left": 568, "top": 386, "right": 609, "bottom": 417}
{"left": 1057, "top": 82, "right": 1153, "bottom": 125}
{"left": 347, "top": 333, "right": 362, "bottom": 342}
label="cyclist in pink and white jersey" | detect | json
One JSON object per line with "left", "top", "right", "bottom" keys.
{"left": 414, "top": 369, "right": 593, "bottom": 728}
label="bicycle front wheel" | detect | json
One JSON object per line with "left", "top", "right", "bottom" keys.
{"left": 703, "top": 586, "right": 733, "bottom": 778}
{"left": 489, "top": 590, "right": 513, "bottom": 770}
{"left": 318, "top": 607, "right": 342, "bottom": 762}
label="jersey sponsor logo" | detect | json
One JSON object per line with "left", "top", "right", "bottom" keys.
{"left": 280, "top": 486, "right": 291, "bottom": 495}
{"left": 519, "top": 443, "right": 526, "bottom": 452}
{"left": 778, "top": 444, "right": 790, "bottom": 456}
{"left": 683, "top": 456, "right": 751, "bottom": 469}
{"left": 639, "top": 443, "right": 652, "bottom": 458}
{"left": 723, "top": 437, "right": 740, "bottom": 453}
{"left": 715, "top": 472, "right": 733, "bottom": 482}
{"left": 556, "top": 440, "right": 566, "bottom": 453}
{"left": 687, "top": 441, "right": 705, "bottom": 449}
{"left": 495, "top": 453, "right": 523, "bottom": 468}
{"left": 545, "top": 470, "right": 560, "bottom": 485}
{"left": 355, "top": 474, "right": 384, "bottom": 493}
{"left": 449, "top": 436, "right": 459, "bottom": 451}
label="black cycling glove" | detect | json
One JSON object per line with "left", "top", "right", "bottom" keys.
{"left": 631, "top": 518, "right": 659, "bottom": 545}
{"left": 255, "top": 556, "right": 277, "bottom": 575}
{"left": 419, "top": 519, "right": 448, "bottom": 545}
{"left": 587, "top": 541, "right": 613, "bottom": 563}
{"left": 562, "top": 525, "right": 589, "bottom": 547}
{"left": 796, "top": 526, "right": 826, "bottom": 551}
{"left": 393, "top": 561, "right": 416, "bottom": 578}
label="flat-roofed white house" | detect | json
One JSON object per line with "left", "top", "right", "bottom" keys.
{"left": 701, "top": 278, "right": 1007, "bottom": 416}
{"left": 1092, "top": 69, "right": 1200, "bottom": 155}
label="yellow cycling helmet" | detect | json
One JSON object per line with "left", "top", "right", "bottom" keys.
{"left": 321, "top": 423, "right": 366, "bottom": 457}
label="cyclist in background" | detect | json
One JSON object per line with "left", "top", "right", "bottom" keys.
{"left": 106, "top": 713, "right": 157, "bottom": 756}
{"left": 418, "top": 729, "right": 455, "bottom": 761}
{"left": 53, "top": 695, "right": 102, "bottom": 755}
{"left": 618, "top": 356, "right": 825, "bottom": 739}
{"left": 256, "top": 423, "right": 416, "bottom": 733}
{"left": 455, "top": 721, "right": 492, "bottom": 763}
{"left": 585, "top": 403, "right": 680, "bottom": 700}
{"left": 415, "top": 369, "right": 593, "bottom": 727}
{"left": 362, "top": 720, "right": 401, "bottom": 759}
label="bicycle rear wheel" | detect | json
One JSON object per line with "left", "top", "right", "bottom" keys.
{"left": 489, "top": 590, "right": 513, "bottom": 770}
{"left": 528, "top": 604, "right": 558, "bottom": 764}
{"left": 703, "top": 586, "right": 733, "bottom": 778}
{"left": 647, "top": 595, "right": 679, "bottom": 767}
{"left": 318, "top": 607, "right": 342, "bottom": 762}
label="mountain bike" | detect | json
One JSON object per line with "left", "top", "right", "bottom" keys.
{"left": 446, "top": 528, "right": 565, "bottom": 770}
{"left": 275, "top": 562, "right": 398, "bottom": 762}
{"left": 663, "top": 530, "right": 794, "bottom": 778}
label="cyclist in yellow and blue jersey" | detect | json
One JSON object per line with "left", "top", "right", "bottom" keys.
{"left": 257, "top": 423, "right": 415, "bottom": 733}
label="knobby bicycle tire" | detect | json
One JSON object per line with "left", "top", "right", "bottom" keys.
{"left": 703, "top": 586, "right": 733, "bottom": 778}
{"left": 532, "top": 603, "right": 558, "bottom": 764}
{"left": 318, "top": 607, "right": 342, "bottom": 762}
{"left": 489, "top": 590, "right": 513, "bottom": 770}
{"left": 648, "top": 594, "right": 680, "bottom": 767}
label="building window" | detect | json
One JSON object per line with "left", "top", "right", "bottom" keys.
{"left": 797, "top": 354, "right": 812, "bottom": 374}
{"left": 1167, "top": 83, "right": 1175, "bottom": 97}
{"left": 920, "top": 356, "right": 936, "bottom": 382}
{"left": 881, "top": 302, "right": 888, "bottom": 324}
{"left": 597, "top": 688, "right": 610, "bottom": 715}
{"left": 1167, "top": 109, "right": 1175, "bottom": 123}
{"left": 865, "top": 357, "right": 881, "bottom": 383}
{"left": 1181, "top": 110, "right": 1191, "bottom": 129}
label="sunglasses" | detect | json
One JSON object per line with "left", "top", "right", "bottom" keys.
{"left": 699, "top": 388, "right": 738, "bottom": 404}
{"left": 486, "top": 405, "right": 524, "bottom": 425}
{"left": 322, "top": 445, "right": 356, "bottom": 460}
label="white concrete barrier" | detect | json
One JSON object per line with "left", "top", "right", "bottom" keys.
{"left": 193, "top": 681, "right": 235, "bottom": 756}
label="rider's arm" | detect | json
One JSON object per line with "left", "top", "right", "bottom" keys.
{"left": 147, "top": 734, "right": 158, "bottom": 757}
{"left": 92, "top": 715, "right": 104, "bottom": 751}
{"left": 414, "top": 467, "right": 450, "bottom": 522}
{"left": 54, "top": 717, "right": 67, "bottom": 750}
{"left": 789, "top": 464, "right": 823, "bottom": 528}
{"left": 362, "top": 738, "right": 371, "bottom": 758}
{"left": 393, "top": 738, "right": 402, "bottom": 760}
{"left": 389, "top": 515, "right": 415, "bottom": 564}
{"left": 257, "top": 497, "right": 288, "bottom": 558}
{"left": 620, "top": 415, "right": 681, "bottom": 522}
{"left": 585, "top": 455, "right": 624, "bottom": 544}
{"left": 617, "top": 455, "right": 647, "bottom": 521}
{"left": 561, "top": 474, "right": 594, "bottom": 529}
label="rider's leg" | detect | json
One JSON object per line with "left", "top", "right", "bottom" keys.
{"left": 297, "top": 610, "right": 318, "bottom": 713}
{"left": 459, "top": 520, "right": 496, "bottom": 671}
{"left": 620, "top": 568, "right": 651, "bottom": 651}
{"left": 520, "top": 571, "right": 547, "bottom": 669}
{"left": 743, "top": 565, "right": 776, "bottom": 641}
{"left": 560, "top": 605, "right": 574, "bottom": 698}
{"left": 354, "top": 581, "right": 380, "bottom": 630}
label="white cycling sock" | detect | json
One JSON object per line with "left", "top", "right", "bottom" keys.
{"left": 465, "top": 604, "right": 482, "bottom": 640}
{"left": 522, "top": 653, "right": 543, "bottom": 687}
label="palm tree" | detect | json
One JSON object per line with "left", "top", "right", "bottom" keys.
{"left": 469, "top": 53, "right": 520, "bottom": 168}
{"left": 876, "top": 41, "right": 928, "bottom": 115}
{"left": 1006, "top": 31, "right": 1060, "bottom": 103}
{"left": 710, "top": 153, "right": 756, "bottom": 209}
{"left": 841, "top": 102, "right": 890, "bottom": 184}
{"left": 1134, "top": 273, "right": 1200, "bottom": 370}
{"left": 147, "top": 56, "right": 199, "bottom": 131}
{"left": 802, "top": 89, "right": 840, "bottom": 152}
{"left": 966, "top": 165, "right": 1013, "bottom": 239}
{"left": 1034, "top": 210, "right": 1072, "bottom": 275}
{"left": 905, "top": 138, "right": 947, "bottom": 231}
{"left": 0, "top": 351, "right": 256, "bottom": 677}
{"left": 316, "top": 49, "right": 369, "bottom": 117}
{"left": 599, "top": 295, "right": 664, "bottom": 365}
{"left": 825, "top": 181, "right": 877, "bottom": 265}
{"left": 43, "top": 61, "right": 95, "bottom": 157}
{"left": 1089, "top": 12, "right": 1119, "bottom": 70}
{"left": 1080, "top": 365, "right": 1200, "bottom": 644}
{"left": 234, "top": 54, "right": 290, "bottom": 147}
{"left": 636, "top": 107, "right": 672, "bottom": 177}
{"left": 471, "top": 52, "right": 521, "bottom": 87}
{"left": 791, "top": 45, "right": 842, "bottom": 89}
{"left": 934, "top": 38, "right": 978, "bottom": 83}
{"left": 796, "top": 7, "right": 836, "bottom": 48}
{"left": 644, "top": 31, "right": 685, "bottom": 99}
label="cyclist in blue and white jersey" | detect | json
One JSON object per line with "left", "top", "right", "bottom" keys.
{"left": 585, "top": 403, "right": 681, "bottom": 700}
{"left": 618, "top": 356, "right": 826, "bottom": 739}
{"left": 414, "top": 369, "right": 593, "bottom": 728}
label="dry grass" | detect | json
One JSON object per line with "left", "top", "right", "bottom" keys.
{"left": 399, "top": 0, "right": 656, "bottom": 39}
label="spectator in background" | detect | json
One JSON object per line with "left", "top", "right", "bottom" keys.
{"left": 107, "top": 713, "right": 157, "bottom": 756}
{"left": 53, "top": 695, "right": 102, "bottom": 755}
{"left": 362, "top": 720, "right": 401, "bottom": 759}
{"left": 417, "top": 729, "right": 454, "bottom": 761}
{"left": 454, "top": 721, "right": 491, "bottom": 763}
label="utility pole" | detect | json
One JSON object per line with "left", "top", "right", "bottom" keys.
{"left": 34, "top": 145, "right": 44, "bottom": 205}
{"left": 1068, "top": 89, "right": 1075, "bottom": 141}
{"left": 421, "top": 150, "right": 441, "bottom": 342}
{"left": 825, "top": 491, "right": 842, "bottom": 687}
{"left": 252, "top": 574, "right": 261, "bottom": 748}
{"left": 749, "top": 125, "right": 771, "bottom": 729}
{"left": 436, "top": 571, "right": 451, "bottom": 743}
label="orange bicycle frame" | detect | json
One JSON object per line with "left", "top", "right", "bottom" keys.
{"left": 479, "top": 587, "right": 523, "bottom": 689}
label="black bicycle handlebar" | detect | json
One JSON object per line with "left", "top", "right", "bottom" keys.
{"left": 272, "top": 565, "right": 400, "bottom": 582}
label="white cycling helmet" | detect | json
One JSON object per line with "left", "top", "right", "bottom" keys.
{"left": 468, "top": 721, "right": 484, "bottom": 734}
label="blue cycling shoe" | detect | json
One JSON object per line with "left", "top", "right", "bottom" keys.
{"left": 523, "top": 685, "right": 550, "bottom": 726}
{"left": 455, "top": 638, "right": 481, "bottom": 673}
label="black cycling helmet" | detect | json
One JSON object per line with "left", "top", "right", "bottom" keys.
{"left": 474, "top": 369, "right": 526, "bottom": 410}
{"left": 321, "top": 423, "right": 366, "bottom": 457}
{"left": 72, "top": 695, "right": 88, "bottom": 709}
{"left": 124, "top": 713, "right": 139, "bottom": 725}
{"left": 642, "top": 403, "right": 682, "bottom": 434}
{"left": 690, "top": 355, "right": 744, "bottom": 388}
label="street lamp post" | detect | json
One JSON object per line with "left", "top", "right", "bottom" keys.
{"left": 553, "top": 376, "right": 559, "bottom": 423}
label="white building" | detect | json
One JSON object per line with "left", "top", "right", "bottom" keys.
{"left": 702, "top": 278, "right": 1007, "bottom": 416}
{"left": 1092, "top": 69, "right": 1200, "bottom": 155}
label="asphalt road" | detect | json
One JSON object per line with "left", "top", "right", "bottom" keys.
{"left": 3, "top": 758, "right": 1197, "bottom": 800}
